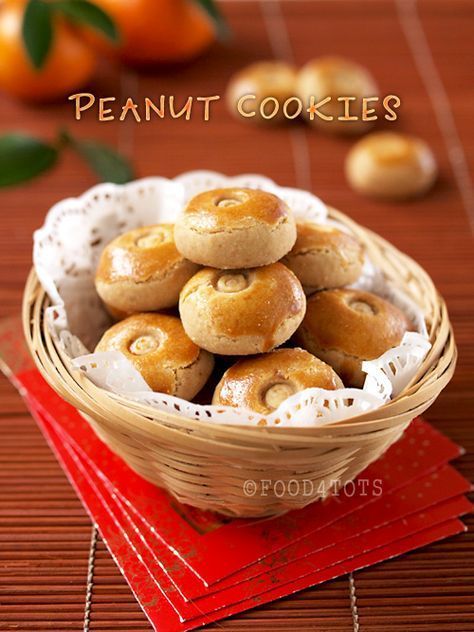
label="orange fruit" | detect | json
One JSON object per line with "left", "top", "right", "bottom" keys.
{"left": 90, "top": 0, "right": 216, "bottom": 65}
{"left": 0, "top": 1, "right": 96, "bottom": 102}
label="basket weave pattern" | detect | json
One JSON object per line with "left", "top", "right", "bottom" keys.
{"left": 23, "top": 208, "right": 456, "bottom": 517}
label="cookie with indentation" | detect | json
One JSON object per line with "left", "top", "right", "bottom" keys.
{"left": 174, "top": 188, "right": 296, "bottom": 269}
{"left": 345, "top": 132, "right": 437, "bottom": 200}
{"left": 295, "top": 288, "right": 410, "bottom": 387}
{"left": 95, "top": 224, "right": 199, "bottom": 315}
{"left": 94, "top": 313, "right": 214, "bottom": 399}
{"left": 179, "top": 263, "right": 306, "bottom": 355}
{"left": 212, "top": 348, "right": 343, "bottom": 415}
{"left": 282, "top": 222, "right": 364, "bottom": 292}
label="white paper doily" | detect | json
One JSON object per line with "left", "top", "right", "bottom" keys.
{"left": 34, "top": 171, "right": 431, "bottom": 427}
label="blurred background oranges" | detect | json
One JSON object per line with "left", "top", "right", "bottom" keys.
{"left": 91, "top": 0, "right": 216, "bottom": 65}
{"left": 0, "top": 0, "right": 219, "bottom": 103}
{"left": 0, "top": 0, "right": 96, "bottom": 102}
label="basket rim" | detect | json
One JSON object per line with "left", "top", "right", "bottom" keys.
{"left": 22, "top": 205, "right": 457, "bottom": 440}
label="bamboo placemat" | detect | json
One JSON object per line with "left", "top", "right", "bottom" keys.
{"left": 1, "top": 1, "right": 473, "bottom": 629}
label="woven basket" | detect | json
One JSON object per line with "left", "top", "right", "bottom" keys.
{"left": 23, "top": 208, "right": 456, "bottom": 518}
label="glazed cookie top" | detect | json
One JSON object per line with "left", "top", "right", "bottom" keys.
{"left": 287, "top": 222, "right": 363, "bottom": 263}
{"left": 228, "top": 61, "right": 297, "bottom": 96}
{"left": 179, "top": 263, "right": 306, "bottom": 351}
{"left": 95, "top": 313, "right": 202, "bottom": 393}
{"left": 180, "top": 187, "right": 292, "bottom": 232}
{"left": 351, "top": 132, "right": 434, "bottom": 167}
{"left": 96, "top": 224, "right": 183, "bottom": 284}
{"left": 300, "top": 289, "right": 410, "bottom": 360}
{"left": 299, "top": 56, "right": 377, "bottom": 98}
{"left": 213, "top": 348, "right": 343, "bottom": 415}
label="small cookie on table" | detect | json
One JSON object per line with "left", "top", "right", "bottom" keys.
{"left": 226, "top": 60, "right": 298, "bottom": 123}
{"left": 174, "top": 187, "right": 296, "bottom": 269}
{"left": 95, "top": 224, "right": 199, "bottom": 315}
{"left": 179, "top": 263, "right": 306, "bottom": 355}
{"left": 282, "top": 222, "right": 364, "bottom": 293}
{"left": 345, "top": 132, "right": 437, "bottom": 200}
{"left": 95, "top": 313, "right": 214, "bottom": 399}
{"left": 295, "top": 288, "right": 410, "bottom": 387}
{"left": 297, "top": 56, "right": 378, "bottom": 135}
{"left": 213, "top": 348, "right": 343, "bottom": 415}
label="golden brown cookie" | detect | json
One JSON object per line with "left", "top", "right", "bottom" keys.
{"left": 282, "top": 222, "right": 364, "bottom": 292}
{"left": 95, "top": 224, "right": 199, "bottom": 314}
{"left": 174, "top": 187, "right": 296, "bottom": 269}
{"left": 226, "top": 60, "right": 298, "bottom": 123}
{"left": 295, "top": 288, "right": 410, "bottom": 387}
{"left": 297, "top": 56, "right": 378, "bottom": 134}
{"left": 95, "top": 313, "right": 214, "bottom": 399}
{"left": 179, "top": 263, "right": 306, "bottom": 355}
{"left": 213, "top": 348, "right": 343, "bottom": 415}
{"left": 345, "top": 132, "right": 437, "bottom": 200}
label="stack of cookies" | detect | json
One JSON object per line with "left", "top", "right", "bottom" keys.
{"left": 93, "top": 187, "right": 410, "bottom": 416}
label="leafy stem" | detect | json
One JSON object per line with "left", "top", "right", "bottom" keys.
{"left": 0, "top": 129, "right": 134, "bottom": 187}
{"left": 22, "top": 0, "right": 229, "bottom": 71}
{"left": 193, "top": 0, "right": 230, "bottom": 41}
{"left": 22, "top": 0, "right": 119, "bottom": 70}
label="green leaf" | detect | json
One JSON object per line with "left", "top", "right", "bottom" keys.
{"left": 71, "top": 139, "right": 133, "bottom": 184}
{"left": 193, "top": 0, "right": 230, "bottom": 40}
{"left": 0, "top": 134, "right": 58, "bottom": 187}
{"left": 53, "top": 0, "right": 119, "bottom": 42}
{"left": 22, "top": 0, "right": 54, "bottom": 70}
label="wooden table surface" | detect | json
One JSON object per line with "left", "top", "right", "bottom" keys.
{"left": 1, "top": 1, "right": 473, "bottom": 630}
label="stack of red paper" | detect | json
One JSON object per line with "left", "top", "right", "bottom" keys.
{"left": 0, "top": 318, "right": 471, "bottom": 631}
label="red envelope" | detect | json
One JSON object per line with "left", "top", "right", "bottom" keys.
{"left": 19, "top": 368, "right": 463, "bottom": 592}
{"left": 31, "top": 405, "right": 469, "bottom": 632}
{"left": 29, "top": 392, "right": 473, "bottom": 623}
{"left": 46, "top": 415, "right": 473, "bottom": 621}
{"left": 69, "top": 434, "right": 472, "bottom": 614}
